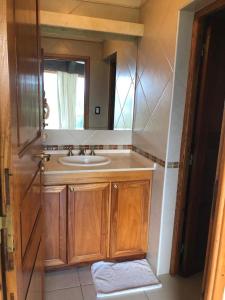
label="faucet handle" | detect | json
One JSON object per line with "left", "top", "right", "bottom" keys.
{"left": 67, "top": 147, "right": 74, "bottom": 156}
{"left": 78, "top": 147, "right": 86, "bottom": 156}
{"left": 90, "top": 148, "right": 96, "bottom": 156}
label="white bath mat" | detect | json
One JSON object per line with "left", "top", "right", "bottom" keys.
{"left": 91, "top": 259, "right": 162, "bottom": 298}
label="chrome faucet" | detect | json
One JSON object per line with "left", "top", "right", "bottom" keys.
{"left": 67, "top": 147, "right": 74, "bottom": 156}
{"left": 78, "top": 147, "right": 86, "bottom": 156}
{"left": 90, "top": 148, "right": 96, "bottom": 156}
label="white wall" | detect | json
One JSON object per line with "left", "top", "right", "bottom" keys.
{"left": 157, "top": 9, "right": 194, "bottom": 274}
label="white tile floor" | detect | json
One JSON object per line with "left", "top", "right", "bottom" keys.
{"left": 45, "top": 267, "right": 202, "bottom": 300}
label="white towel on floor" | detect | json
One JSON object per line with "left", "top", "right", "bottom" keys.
{"left": 91, "top": 259, "right": 162, "bottom": 297}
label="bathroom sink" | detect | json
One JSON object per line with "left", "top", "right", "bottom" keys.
{"left": 58, "top": 155, "right": 111, "bottom": 167}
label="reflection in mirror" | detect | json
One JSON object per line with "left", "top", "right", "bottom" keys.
{"left": 44, "top": 57, "right": 89, "bottom": 129}
{"left": 42, "top": 38, "right": 137, "bottom": 131}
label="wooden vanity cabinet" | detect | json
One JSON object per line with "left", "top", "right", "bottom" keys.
{"left": 68, "top": 183, "right": 109, "bottom": 264}
{"left": 43, "top": 177, "right": 151, "bottom": 269}
{"left": 110, "top": 181, "right": 150, "bottom": 259}
{"left": 43, "top": 186, "right": 67, "bottom": 268}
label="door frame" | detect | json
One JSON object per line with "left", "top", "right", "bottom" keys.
{"left": 203, "top": 107, "right": 225, "bottom": 300}
{"left": 170, "top": 0, "right": 225, "bottom": 293}
{"left": 0, "top": 0, "right": 15, "bottom": 298}
{"left": 107, "top": 52, "right": 117, "bottom": 130}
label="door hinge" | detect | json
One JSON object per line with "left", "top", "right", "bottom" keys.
{"left": 0, "top": 206, "right": 15, "bottom": 254}
{"left": 201, "top": 45, "right": 205, "bottom": 57}
{"left": 180, "top": 243, "right": 185, "bottom": 255}
{"left": 0, "top": 216, "right": 7, "bottom": 231}
{"left": 189, "top": 153, "right": 194, "bottom": 166}
{"left": 211, "top": 179, "right": 218, "bottom": 219}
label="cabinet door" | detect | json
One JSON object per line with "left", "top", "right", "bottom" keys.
{"left": 68, "top": 183, "right": 109, "bottom": 264}
{"left": 110, "top": 181, "right": 150, "bottom": 259}
{"left": 44, "top": 186, "right": 67, "bottom": 268}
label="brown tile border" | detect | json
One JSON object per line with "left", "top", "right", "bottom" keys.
{"left": 132, "top": 146, "right": 180, "bottom": 169}
{"left": 132, "top": 145, "right": 166, "bottom": 167}
{"left": 42, "top": 144, "right": 133, "bottom": 151}
{"left": 42, "top": 144, "right": 179, "bottom": 168}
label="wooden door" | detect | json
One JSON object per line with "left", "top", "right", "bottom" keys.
{"left": 180, "top": 10, "right": 225, "bottom": 276}
{"left": 0, "top": 0, "right": 44, "bottom": 298}
{"left": 68, "top": 183, "right": 109, "bottom": 264}
{"left": 0, "top": 0, "right": 14, "bottom": 297}
{"left": 44, "top": 186, "right": 67, "bottom": 268}
{"left": 15, "top": 0, "right": 41, "bottom": 149}
{"left": 14, "top": 0, "right": 43, "bottom": 296}
{"left": 203, "top": 107, "right": 225, "bottom": 300}
{"left": 110, "top": 181, "right": 150, "bottom": 259}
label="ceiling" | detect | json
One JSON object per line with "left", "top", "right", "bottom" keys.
{"left": 81, "top": 0, "right": 146, "bottom": 8}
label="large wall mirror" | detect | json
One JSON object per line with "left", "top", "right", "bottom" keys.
{"left": 44, "top": 56, "right": 90, "bottom": 129}
{"left": 42, "top": 37, "right": 137, "bottom": 131}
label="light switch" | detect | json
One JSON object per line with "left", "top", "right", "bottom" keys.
{"left": 95, "top": 106, "right": 101, "bottom": 115}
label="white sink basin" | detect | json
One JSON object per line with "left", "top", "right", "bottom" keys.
{"left": 58, "top": 155, "right": 111, "bottom": 167}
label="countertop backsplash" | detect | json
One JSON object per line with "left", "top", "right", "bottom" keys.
{"left": 42, "top": 129, "right": 132, "bottom": 146}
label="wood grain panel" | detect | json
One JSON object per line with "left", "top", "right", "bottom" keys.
{"left": 204, "top": 108, "right": 225, "bottom": 300}
{"left": 21, "top": 170, "right": 41, "bottom": 258}
{"left": 44, "top": 186, "right": 67, "bottom": 268}
{"left": 68, "top": 183, "right": 109, "bottom": 264}
{"left": 110, "top": 181, "right": 150, "bottom": 258}
{"left": 22, "top": 210, "right": 42, "bottom": 299}
{"left": 1, "top": 0, "right": 43, "bottom": 297}
{"left": 15, "top": 0, "right": 41, "bottom": 149}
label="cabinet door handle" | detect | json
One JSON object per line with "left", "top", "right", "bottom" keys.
{"left": 113, "top": 184, "right": 118, "bottom": 189}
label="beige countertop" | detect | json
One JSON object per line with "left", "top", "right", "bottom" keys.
{"left": 44, "top": 150, "right": 156, "bottom": 175}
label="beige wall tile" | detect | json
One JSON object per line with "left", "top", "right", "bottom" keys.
{"left": 103, "top": 39, "right": 137, "bottom": 129}
{"left": 132, "top": 0, "right": 197, "bottom": 275}
{"left": 133, "top": 0, "right": 187, "bottom": 161}
{"left": 133, "top": 78, "right": 173, "bottom": 160}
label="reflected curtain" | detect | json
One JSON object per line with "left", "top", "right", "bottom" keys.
{"left": 57, "top": 71, "right": 78, "bottom": 129}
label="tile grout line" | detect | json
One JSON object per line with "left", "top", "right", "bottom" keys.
{"left": 144, "top": 290, "right": 151, "bottom": 300}
{"left": 80, "top": 285, "right": 85, "bottom": 300}
{"left": 45, "top": 285, "right": 81, "bottom": 293}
